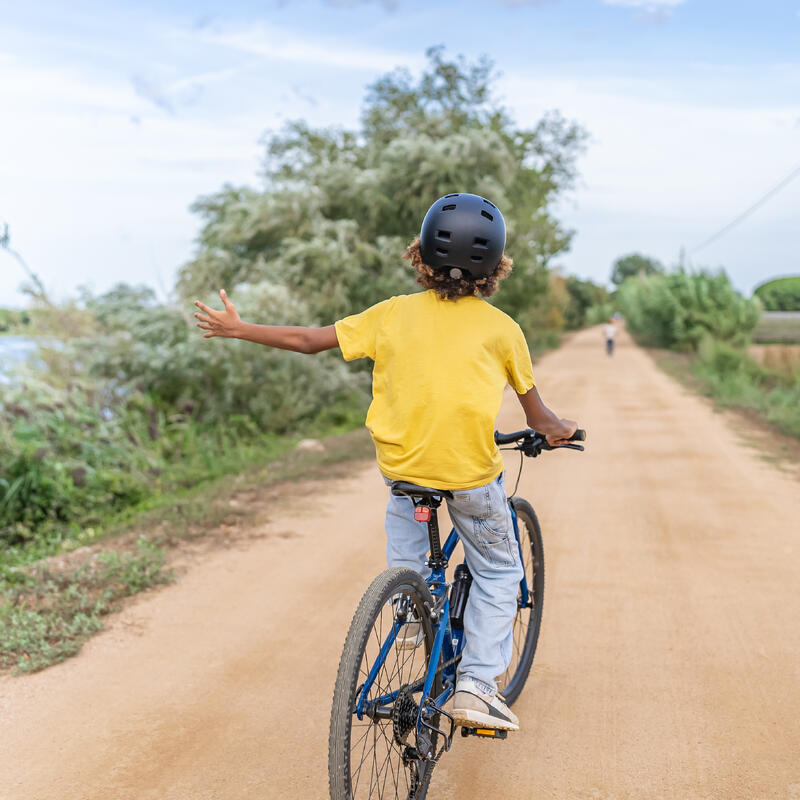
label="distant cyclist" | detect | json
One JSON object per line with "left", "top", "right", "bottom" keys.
{"left": 193, "top": 193, "right": 578, "bottom": 731}
{"left": 605, "top": 317, "right": 617, "bottom": 356}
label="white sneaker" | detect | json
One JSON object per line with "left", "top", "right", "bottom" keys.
{"left": 452, "top": 678, "right": 519, "bottom": 730}
{"left": 395, "top": 621, "right": 425, "bottom": 650}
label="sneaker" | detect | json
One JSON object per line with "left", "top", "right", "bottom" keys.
{"left": 452, "top": 678, "right": 519, "bottom": 731}
{"left": 395, "top": 621, "right": 425, "bottom": 650}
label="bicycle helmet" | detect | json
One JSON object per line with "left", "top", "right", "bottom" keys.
{"left": 419, "top": 193, "right": 506, "bottom": 279}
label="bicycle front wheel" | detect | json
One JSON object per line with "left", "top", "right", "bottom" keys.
{"left": 496, "top": 498, "right": 545, "bottom": 706}
{"left": 329, "top": 567, "right": 441, "bottom": 800}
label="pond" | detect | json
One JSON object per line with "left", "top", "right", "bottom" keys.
{"left": 0, "top": 336, "right": 40, "bottom": 382}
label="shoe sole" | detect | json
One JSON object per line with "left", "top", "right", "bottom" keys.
{"left": 395, "top": 637, "right": 424, "bottom": 651}
{"left": 452, "top": 707, "right": 519, "bottom": 731}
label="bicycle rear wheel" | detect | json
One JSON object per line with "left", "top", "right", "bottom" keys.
{"left": 329, "top": 567, "right": 442, "bottom": 800}
{"left": 496, "top": 498, "right": 544, "bottom": 706}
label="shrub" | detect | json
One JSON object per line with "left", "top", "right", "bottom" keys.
{"left": 619, "top": 269, "right": 760, "bottom": 350}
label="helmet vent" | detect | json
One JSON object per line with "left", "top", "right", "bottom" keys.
{"left": 482, "top": 198, "right": 497, "bottom": 209}
{"left": 473, "top": 237, "right": 489, "bottom": 249}
{"left": 445, "top": 193, "right": 460, "bottom": 198}
{"left": 442, "top": 204, "right": 457, "bottom": 211}
{"left": 436, "top": 229, "right": 451, "bottom": 241}
{"left": 470, "top": 255, "right": 484, "bottom": 263}
{"left": 435, "top": 247, "right": 449, "bottom": 256}
{"left": 480, "top": 210, "right": 494, "bottom": 221}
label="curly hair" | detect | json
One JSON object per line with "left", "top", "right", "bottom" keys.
{"left": 402, "top": 237, "right": 513, "bottom": 300}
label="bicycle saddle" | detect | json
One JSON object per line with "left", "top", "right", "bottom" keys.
{"left": 390, "top": 481, "right": 453, "bottom": 500}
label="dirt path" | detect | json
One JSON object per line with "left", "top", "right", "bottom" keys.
{"left": 2, "top": 327, "right": 800, "bottom": 800}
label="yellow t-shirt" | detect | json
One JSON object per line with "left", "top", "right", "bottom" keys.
{"left": 335, "top": 290, "right": 535, "bottom": 490}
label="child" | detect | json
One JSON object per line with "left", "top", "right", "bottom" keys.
{"left": 194, "top": 193, "right": 577, "bottom": 730}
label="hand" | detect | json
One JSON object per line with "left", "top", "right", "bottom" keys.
{"left": 194, "top": 289, "right": 242, "bottom": 339}
{"left": 546, "top": 418, "right": 578, "bottom": 447}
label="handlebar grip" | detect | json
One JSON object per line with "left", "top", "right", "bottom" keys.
{"left": 570, "top": 429, "right": 586, "bottom": 442}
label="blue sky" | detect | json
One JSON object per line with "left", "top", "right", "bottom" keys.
{"left": 1, "top": 0, "right": 799, "bottom": 307}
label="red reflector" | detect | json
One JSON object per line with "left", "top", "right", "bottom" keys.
{"left": 414, "top": 506, "right": 432, "bottom": 523}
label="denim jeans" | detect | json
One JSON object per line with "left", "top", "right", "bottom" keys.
{"left": 383, "top": 472, "right": 524, "bottom": 694}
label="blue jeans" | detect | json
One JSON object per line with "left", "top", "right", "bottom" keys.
{"left": 383, "top": 472, "right": 524, "bottom": 694}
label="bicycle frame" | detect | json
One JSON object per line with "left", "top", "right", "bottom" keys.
{"left": 355, "top": 498, "right": 527, "bottom": 741}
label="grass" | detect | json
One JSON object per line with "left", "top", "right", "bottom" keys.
{"left": 0, "top": 536, "right": 172, "bottom": 673}
{"left": 654, "top": 344, "right": 800, "bottom": 445}
{"left": 0, "top": 426, "right": 373, "bottom": 675}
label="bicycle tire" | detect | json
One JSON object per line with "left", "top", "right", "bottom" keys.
{"left": 496, "top": 498, "right": 545, "bottom": 706}
{"left": 329, "top": 567, "right": 442, "bottom": 800}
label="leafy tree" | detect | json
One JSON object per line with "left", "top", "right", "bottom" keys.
{"left": 563, "top": 276, "right": 610, "bottom": 329}
{"left": 610, "top": 253, "right": 663, "bottom": 287}
{"left": 177, "top": 47, "right": 586, "bottom": 338}
{"left": 753, "top": 276, "right": 800, "bottom": 311}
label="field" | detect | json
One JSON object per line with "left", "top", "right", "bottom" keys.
{"left": 752, "top": 311, "right": 800, "bottom": 343}
{"left": 748, "top": 343, "right": 800, "bottom": 375}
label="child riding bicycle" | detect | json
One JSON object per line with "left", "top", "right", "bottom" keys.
{"left": 194, "top": 193, "right": 578, "bottom": 731}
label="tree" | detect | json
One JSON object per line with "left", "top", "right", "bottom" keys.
{"left": 753, "top": 276, "right": 800, "bottom": 311}
{"left": 610, "top": 253, "right": 663, "bottom": 286}
{"left": 177, "top": 47, "right": 587, "bottom": 339}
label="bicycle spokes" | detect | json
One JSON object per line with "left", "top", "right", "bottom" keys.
{"left": 348, "top": 590, "right": 430, "bottom": 799}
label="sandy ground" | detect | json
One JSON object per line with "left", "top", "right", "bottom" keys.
{"left": 2, "top": 327, "right": 800, "bottom": 800}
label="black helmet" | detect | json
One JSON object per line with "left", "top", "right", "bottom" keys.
{"left": 419, "top": 193, "right": 506, "bottom": 279}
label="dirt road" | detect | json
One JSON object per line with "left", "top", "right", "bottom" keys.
{"left": 2, "top": 327, "right": 800, "bottom": 800}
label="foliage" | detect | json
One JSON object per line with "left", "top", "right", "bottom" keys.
{"left": 610, "top": 252, "right": 663, "bottom": 286}
{"left": 562, "top": 276, "right": 611, "bottom": 329}
{"left": 753, "top": 276, "right": 800, "bottom": 312}
{"left": 0, "top": 308, "right": 30, "bottom": 332}
{"left": 177, "top": 47, "right": 586, "bottom": 339}
{"left": 618, "top": 268, "right": 760, "bottom": 350}
{"left": 0, "top": 536, "right": 171, "bottom": 673}
{"left": 585, "top": 302, "right": 616, "bottom": 326}
{"left": 692, "top": 338, "right": 800, "bottom": 439}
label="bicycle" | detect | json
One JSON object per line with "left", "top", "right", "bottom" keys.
{"left": 328, "top": 427, "right": 586, "bottom": 800}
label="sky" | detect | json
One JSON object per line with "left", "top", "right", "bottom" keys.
{"left": 1, "top": 0, "right": 799, "bottom": 307}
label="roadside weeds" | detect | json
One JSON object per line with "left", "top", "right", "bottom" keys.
{"left": 0, "top": 428, "right": 373, "bottom": 675}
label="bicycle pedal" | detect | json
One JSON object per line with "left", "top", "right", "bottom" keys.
{"left": 460, "top": 726, "right": 508, "bottom": 740}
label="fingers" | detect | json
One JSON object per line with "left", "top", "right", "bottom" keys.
{"left": 196, "top": 322, "right": 212, "bottom": 330}
{"left": 194, "top": 312, "right": 211, "bottom": 323}
{"left": 203, "top": 331, "right": 216, "bottom": 338}
{"left": 194, "top": 300, "right": 215, "bottom": 314}
{"left": 219, "top": 288, "right": 234, "bottom": 310}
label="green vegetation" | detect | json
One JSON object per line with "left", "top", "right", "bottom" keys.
{"left": 610, "top": 253, "right": 663, "bottom": 287}
{"left": 178, "top": 46, "right": 586, "bottom": 346}
{"left": 1, "top": 48, "right": 590, "bottom": 674}
{"left": 692, "top": 339, "right": 800, "bottom": 438}
{"left": 1, "top": 536, "right": 171, "bottom": 673}
{"left": 618, "top": 269, "right": 760, "bottom": 350}
{"left": 753, "top": 276, "right": 800, "bottom": 312}
{"left": 0, "top": 308, "right": 30, "bottom": 333}
{"left": 561, "top": 276, "right": 611, "bottom": 329}
{"left": 618, "top": 265, "right": 800, "bottom": 439}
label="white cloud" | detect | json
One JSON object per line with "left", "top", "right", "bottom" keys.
{"left": 176, "top": 23, "right": 423, "bottom": 73}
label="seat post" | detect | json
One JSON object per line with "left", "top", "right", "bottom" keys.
{"left": 425, "top": 499, "right": 448, "bottom": 572}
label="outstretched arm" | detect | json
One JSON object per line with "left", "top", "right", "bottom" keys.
{"left": 516, "top": 386, "right": 577, "bottom": 446}
{"left": 194, "top": 289, "right": 339, "bottom": 354}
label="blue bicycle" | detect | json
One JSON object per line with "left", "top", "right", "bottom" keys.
{"left": 328, "top": 428, "right": 585, "bottom": 800}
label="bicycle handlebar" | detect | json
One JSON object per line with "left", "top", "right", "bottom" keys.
{"left": 494, "top": 427, "right": 587, "bottom": 455}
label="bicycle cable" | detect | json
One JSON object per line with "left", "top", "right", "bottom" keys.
{"left": 499, "top": 446, "right": 524, "bottom": 499}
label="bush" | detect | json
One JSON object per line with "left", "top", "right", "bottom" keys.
{"left": 618, "top": 269, "right": 760, "bottom": 350}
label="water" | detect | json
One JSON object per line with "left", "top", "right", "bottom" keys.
{"left": 0, "top": 335, "right": 39, "bottom": 382}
